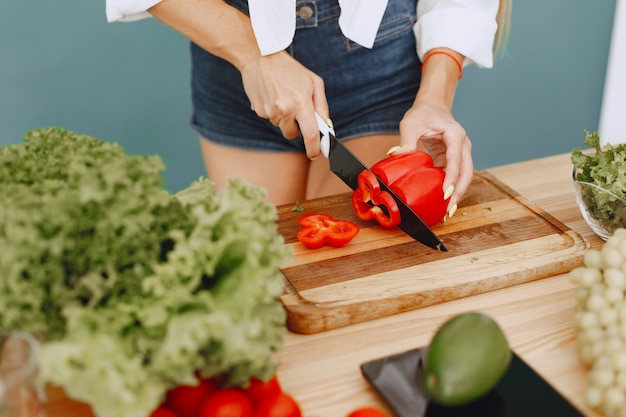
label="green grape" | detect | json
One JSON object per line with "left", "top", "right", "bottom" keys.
{"left": 584, "top": 250, "right": 603, "bottom": 269}
{"left": 585, "top": 385, "right": 604, "bottom": 408}
{"left": 575, "top": 287, "right": 590, "bottom": 303}
{"left": 612, "top": 351, "right": 626, "bottom": 371}
{"left": 602, "top": 247, "right": 624, "bottom": 269}
{"left": 569, "top": 229, "right": 626, "bottom": 414}
{"left": 588, "top": 366, "right": 614, "bottom": 389}
{"left": 605, "top": 268, "right": 626, "bottom": 290}
{"left": 606, "top": 287, "right": 624, "bottom": 305}
{"left": 615, "top": 371, "right": 626, "bottom": 390}
{"left": 604, "top": 386, "right": 625, "bottom": 410}
{"left": 577, "top": 311, "right": 599, "bottom": 329}
{"left": 587, "top": 293, "right": 609, "bottom": 312}
{"left": 599, "top": 308, "right": 619, "bottom": 327}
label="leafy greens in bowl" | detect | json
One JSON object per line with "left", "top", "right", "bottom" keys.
{"left": 0, "top": 128, "right": 293, "bottom": 417}
{"left": 571, "top": 131, "right": 626, "bottom": 240}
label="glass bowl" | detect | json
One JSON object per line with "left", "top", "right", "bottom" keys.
{"left": 573, "top": 167, "right": 626, "bottom": 240}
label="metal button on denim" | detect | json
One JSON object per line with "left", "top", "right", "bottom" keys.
{"left": 295, "top": 1, "right": 317, "bottom": 28}
{"left": 297, "top": 5, "right": 314, "bottom": 20}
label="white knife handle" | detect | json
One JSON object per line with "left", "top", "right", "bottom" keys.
{"left": 315, "top": 112, "right": 334, "bottom": 158}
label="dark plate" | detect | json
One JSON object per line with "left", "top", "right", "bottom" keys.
{"left": 360, "top": 347, "right": 585, "bottom": 417}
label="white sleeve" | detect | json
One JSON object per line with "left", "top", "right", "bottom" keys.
{"left": 106, "top": 0, "right": 164, "bottom": 22}
{"left": 249, "top": 0, "right": 296, "bottom": 56}
{"left": 338, "top": 0, "right": 388, "bottom": 49}
{"left": 414, "top": 0, "right": 499, "bottom": 68}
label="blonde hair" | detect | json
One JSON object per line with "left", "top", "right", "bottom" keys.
{"left": 494, "top": 0, "right": 512, "bottom": 55}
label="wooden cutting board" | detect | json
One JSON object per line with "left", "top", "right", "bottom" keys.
{"left": 276, "top": 170, "right": 589, "bottom": 334}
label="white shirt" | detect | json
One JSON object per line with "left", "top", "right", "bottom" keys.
{"left": 106, "top": 0, "right": 498, "bottom": 67}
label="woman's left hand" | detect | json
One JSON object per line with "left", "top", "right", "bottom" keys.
{"left": 394, "top": 97, "right": 473, "bottom": 217}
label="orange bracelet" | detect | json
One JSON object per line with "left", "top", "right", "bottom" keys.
{"left": 420, "top": 50, "right": 463, "bottom": 79}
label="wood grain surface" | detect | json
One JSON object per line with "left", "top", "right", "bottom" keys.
{"left": 277, "top": 170, "right": 589, "bottom": 334}
{"left": 42, "top": 153, "right": 605, "bottom": 417}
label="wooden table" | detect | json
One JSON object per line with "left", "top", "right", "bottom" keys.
{"left": 42, "top": 153, "right": 604, "bottom": 417}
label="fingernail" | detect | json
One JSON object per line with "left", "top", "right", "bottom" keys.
{"left": 386, "top": 145, "right": 401, "bottom": 155}
{"left": 443, "top": 185, "right": 454, "bottom": 200}
{"left": 326, "top": 118, "right": 334, "bottom": 129}
{"left": 448, "top": 204, "right": 457, "bottom": 218}
{"left": 309, "top": 156, "right": 319, "bottom": 161}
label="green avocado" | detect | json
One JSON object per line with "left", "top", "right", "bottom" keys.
{"left": 422, "top": 312, "right": 512, "bottom": 407}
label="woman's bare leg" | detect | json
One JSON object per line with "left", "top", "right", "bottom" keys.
{"left": 199, "top": 138, "right": 309, "bottom": 206}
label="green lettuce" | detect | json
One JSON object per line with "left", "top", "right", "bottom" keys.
{"left": 0, "top": 128, "right": 292, "bottom": 417}
{"left": 571, "top": 130, "right": 626, "bottom": 233}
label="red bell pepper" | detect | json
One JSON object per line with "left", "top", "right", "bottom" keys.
{"left": 351, "top": 170, "right": 401, "bottom": 228}
{"left": 296, "top": 214, "right": 360, "bottom": 249}
{"left": 352, "top": 151, "right": 448, "bottom": 228}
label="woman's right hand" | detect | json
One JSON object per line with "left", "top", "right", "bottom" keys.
{"left": 149, "top": 0, "right": 328, "bottom": 158}
{"left": 240, "top": 51, "right": 329, "bottom": 159}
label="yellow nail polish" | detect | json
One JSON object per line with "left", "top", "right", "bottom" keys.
{"left": 448, "top": 203, "right": 457, "bottom": 218}
{"left": 386, "top": 145, "right": 401, "bottom": 155}
{"left": 443, "top": 185, "right": 454, "bottom": 200}
{"left": 326, "top": 118, "right": 334, "bottom": 129}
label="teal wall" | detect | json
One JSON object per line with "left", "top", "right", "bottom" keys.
{"left": 1, "top": 1, "right": 617, "bottom": 193}
{"left": 455, "top": 1, "right": 617, "bottom": 167}
{"left": 1, "top": 1, "right": 202, "bottom": 192}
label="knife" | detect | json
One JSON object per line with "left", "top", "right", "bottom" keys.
{"left": 315, "top": 113, "right": 447, "bottom": 252}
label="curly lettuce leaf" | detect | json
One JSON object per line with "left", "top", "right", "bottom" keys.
{"left": 572, "top": 131, "right": 626, "bottom": 232}
{"left": 0, "top": 128, "right": 292, "bottom": 417}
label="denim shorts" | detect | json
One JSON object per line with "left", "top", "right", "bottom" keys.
{"left": 190, "top": 0, "right": 420, "bottom": 152}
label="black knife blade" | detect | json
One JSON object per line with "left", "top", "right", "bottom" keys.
{"left": 324, "top": 131, "right": 447, "bottom": 252}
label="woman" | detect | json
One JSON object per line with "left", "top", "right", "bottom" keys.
{"left": 106, "top": 0, "right": 511, "bottom": 215}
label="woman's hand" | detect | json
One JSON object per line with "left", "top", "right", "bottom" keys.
{"left": 395, "top": 97, "right": 473, "bottom": 216}
{"left": 391, "top": 47, "right": 472, "bottom": 217}
{"left": 149, "top": 0, "right": 329, "bottom": 159}
{"left": 240, "top": 51, "right": 329, "bottom": 159}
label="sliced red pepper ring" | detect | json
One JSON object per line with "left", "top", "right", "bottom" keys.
{"left": 296, "top": 214, "right": 360, "bottom": 249}
{"left": 352, "top": 170, "right": 401, "bottom": 227}
{"left": 352, "top": 151, "right": 448, "bottom": 228}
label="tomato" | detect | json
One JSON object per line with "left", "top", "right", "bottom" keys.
{"left": 296, "top": 214, "right": 360, "bottom": 249}
{"left": 165, "top": 377, "right": 217, "bottom": 417}
{"left": 242, "top": 375, "right": 282, "bottom": 407}
{"left": 346, "top": 406, "right": 390, "bottom": 417}
{"left": 199, "top": 389, "right": 254, "bottom": 417}
{"left": 254, "top": 393, "right": 302, "bottom": 417}
{"left": 352, "top": 151, "right": 448, "bottom": 228}
{"left": 150, "top": 405, "right": 180, "bottom": 417}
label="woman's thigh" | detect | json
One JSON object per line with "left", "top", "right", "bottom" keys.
{"left": 192, "top": 0, "right": 421, "bottom": 200}
{"left": 200, "top": 138, "right": 309, "bottom": 206}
